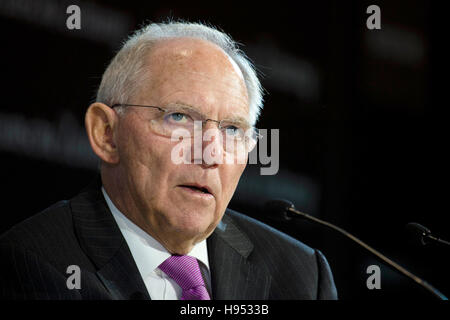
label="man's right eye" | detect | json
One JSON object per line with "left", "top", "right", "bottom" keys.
{"left": 167, "top": 112, "right": 189, "bottom": 123}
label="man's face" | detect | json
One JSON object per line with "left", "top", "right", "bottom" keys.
{"left": 114, "top": 38, "right": 250, "bottom": 251}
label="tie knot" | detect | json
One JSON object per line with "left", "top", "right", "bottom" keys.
{"left": 159, "top": 255, "right": 208, "bottom": 295}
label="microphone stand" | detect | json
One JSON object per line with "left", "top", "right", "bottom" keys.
{"left": 285, "top": 206, "right": 448, "bottom": 300}
{"left": 422, "top": 234, "right": 450, "bottom": 247}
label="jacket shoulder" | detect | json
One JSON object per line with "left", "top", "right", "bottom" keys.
{"left": 224, "top": 208, "right": 337, "bottom": 299}
{"left": 225, "top": 208, "right": 316, "bottom": 257}
{"left": 0, "top": 200, "right": 86, "bottom": 276}
{"left": 0, "top": 200, "right": 73, "bottom": 250}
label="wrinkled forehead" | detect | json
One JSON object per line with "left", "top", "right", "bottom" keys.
{"left": 144, "top": 38, "right": 248, "bottom": 99}
{"left": 150, "top": 38, "right": 244, "bottom": 75}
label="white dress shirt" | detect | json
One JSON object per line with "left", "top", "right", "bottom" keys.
{"left": 101, "top": 187, "right": 211, "bottom": 300}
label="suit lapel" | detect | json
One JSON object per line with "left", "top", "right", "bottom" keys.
{"left": 207, "top": 212, "right": 271, "bottom": 300}
{"left": 70, "top": 177, "right": 150, "bottom": 300}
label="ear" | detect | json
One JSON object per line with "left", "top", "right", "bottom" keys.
{"left": 85, "top": 102, "right": 120, "bottom": 164}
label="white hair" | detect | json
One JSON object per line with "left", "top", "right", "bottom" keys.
{"left": 96, "top": 20, "right": 264, "bottom": 126}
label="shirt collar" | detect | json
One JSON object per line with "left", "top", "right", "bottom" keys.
{"left": 101, "top": 187, "right": 210, "bottom": 280}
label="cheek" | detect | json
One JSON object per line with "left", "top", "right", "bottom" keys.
{"left": 119, "top": 117, "right": 164, "bottom": 165}
{"left": 135, "top": 136, "right": 176, "bottom": 185}
{"left": 118, "top": 122, "right": 174, "bottom": 189}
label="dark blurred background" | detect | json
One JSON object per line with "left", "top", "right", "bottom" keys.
{"left": 0, "top": 0, "right": 448, "bottom": 299}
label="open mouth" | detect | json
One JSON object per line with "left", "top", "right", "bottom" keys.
{"left": 179, "top": 185, "right": 212, "bottom": 195}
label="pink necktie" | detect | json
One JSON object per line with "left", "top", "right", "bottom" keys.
{"left": 159, "top": 255, "right": 211, "bottom": 300}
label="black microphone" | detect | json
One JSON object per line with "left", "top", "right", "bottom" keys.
{"left": 265, "top": 199, "right": 448, "bottom": 300}
{"left": 406, "top": 222, "right": 450, "bottom": 247}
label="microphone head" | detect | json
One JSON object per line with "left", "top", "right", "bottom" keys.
{"left": 405, "top": 222, "right": 431, "bottom": 246}
{"left": 406, "top": 222, "right": 431, "bottom": 236}
{"left": 264, "top": 199, "right": 295, "bottom": 221}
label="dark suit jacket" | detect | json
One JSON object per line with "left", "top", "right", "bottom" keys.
{"left": 0, "top": 178, "right": 337, "bottom": 300}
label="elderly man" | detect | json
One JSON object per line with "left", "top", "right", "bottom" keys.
{"left": 0, "top": 21, "right": 337, "bottom": 300}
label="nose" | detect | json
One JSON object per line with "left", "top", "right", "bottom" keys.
{"left": 191, "top": 121, "right": 223, "bottom": 167}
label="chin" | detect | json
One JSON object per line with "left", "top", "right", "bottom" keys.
{"left": 170, "top": 208, "right": 217, "bottom": 237}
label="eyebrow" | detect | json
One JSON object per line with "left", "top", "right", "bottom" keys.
{"left": 165, "top": 103, "right": 200, "bottom": 115}
{"left": 167, "top": 101, "right": 251, "bottom": 127}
